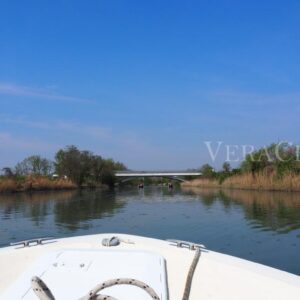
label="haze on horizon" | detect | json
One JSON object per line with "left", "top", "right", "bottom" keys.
{"left": 1, "top": 0, "right": 300, "bottom": 170}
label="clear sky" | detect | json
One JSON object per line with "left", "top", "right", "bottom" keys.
{"left": 1, "top": 0, "right": 300, "bottom": 170}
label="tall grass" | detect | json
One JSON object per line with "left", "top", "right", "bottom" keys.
{"left": 0, "top": 179, "right": 19, "bottom": 192}
{"left": 0, "top": 176, "right": 76, "bottom": 193}
{"left": 181, "top": 178, "right": 220, "bottom": 188}
{"left": 223, "top": 172, "right": 300, "bottom": 191}
{"left": 182, "top": 172, "right": 300, "bottom": 192}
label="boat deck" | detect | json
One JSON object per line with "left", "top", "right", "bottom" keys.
{"left": 0, "top": 233, "right": 299, "bottom": 299}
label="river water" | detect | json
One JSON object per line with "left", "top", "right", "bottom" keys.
{"left": 1, "top": 187, "right": 300, "bottom": 275}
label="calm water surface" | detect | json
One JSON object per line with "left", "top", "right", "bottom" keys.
{"left": 1, "top": 187, "right": 300, "bottom": 275}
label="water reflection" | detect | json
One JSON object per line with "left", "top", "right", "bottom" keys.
{"left": 1, "top": 187, "right": 300, "bottom": 274}
{"left": 0, "top": 191, "right": 76, "bottom": 226}
{"left": 182, "top": 187, "right": 300, "bottom": 233}
{"left": 54, "top": 190, "right": 124, "bottom": 230}
{"left": 2, "top": 188, "right": 300, "bottom": 234}
{"left": 0, "top": 190, "right": 125, "bottom": 243}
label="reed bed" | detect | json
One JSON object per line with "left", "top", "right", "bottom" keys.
{"left": 182, "top": 172, "right": 300, "bottom": 192}
{"left": 0, "top": 179, "right": 19, "bottom": 192}
{"left": 181, "top": 178, "right": 221, "bottom": 188}
{"left": 0, "top": 176, "right": 77, "bottom": 193}
{"left": 223, "top": 172, "right": 300, "bottom": 191}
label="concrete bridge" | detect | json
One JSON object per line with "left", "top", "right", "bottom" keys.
{"left": 115, "top": 171, "right": 202, "bottom": 183}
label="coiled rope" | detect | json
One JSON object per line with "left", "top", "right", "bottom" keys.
{"left": 31, "top": 246, "right": 201, "bottom": 300}
{"left": 80, "top": 278, "right": 160, "bottom": 300}
{"left": 31, "top": 277, "right": 160, "bottom": 300}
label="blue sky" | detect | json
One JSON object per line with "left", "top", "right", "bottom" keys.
{"left": 1, "top": 0, "right": 300, "bottom": 170}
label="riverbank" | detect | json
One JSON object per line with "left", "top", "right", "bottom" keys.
{"left": 0, "top": 176, "right": 77, "bottom": 193}
{"left": 181, "top": 172, "right": 300, "bottom": 192}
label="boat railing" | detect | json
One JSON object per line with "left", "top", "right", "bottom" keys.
{"left": 10, "top": 237, "right": 55, "bottom": 248}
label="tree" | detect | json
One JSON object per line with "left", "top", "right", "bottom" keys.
{"left": 222, "top": 162, "right": 231, "bottom": 173}
{"left": 113, "top": 161, "right": 127, "bottom": 171}
{"left": 241, "top": 143, "right": 298, "bottom": 176}
{"left": 54, "top": 145, "right": 127, "bottom": 186}
{"left": 1, "top": 167, "right": 14, "bottom": 177}
{"left": 55, "top": 146, "right": 85, "bottom": 185}
{"left": 15, "top": 155, "right": 53, "bottom": 176}
{"left": 199, "top": 164, "right": 215, "bottom": 178}
{"left": 90, "top": 155, "right": 104, "bottom": 182}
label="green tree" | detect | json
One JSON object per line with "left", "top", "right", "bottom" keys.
{"left": 55, "top": 146, "right": 86, "bottom": 185}
{"left": 241, "top": 143, "right": 299, "bottom": 176}
{"left": 199, "top": 164, "right": 215, "bottom": 178}
{"left": 15, "top": 155, "right": 53, "bottom": 176}
{"left": 55, "top": 145, "right": 127, "bottom": 186}
{"left": 99, "top": 158, "right": 126, "bottom": 186}
{"left": 222, "top": 162, "right": 231, "bottom": 173}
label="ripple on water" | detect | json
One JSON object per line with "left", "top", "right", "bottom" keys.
{"left": 0, "top": 187, "right": 300, "bottom": 275}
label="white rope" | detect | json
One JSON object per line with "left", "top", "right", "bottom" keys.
{"left": 31, "top": 277, "right": 160, "bottom": 300}
{"left": 182, "top": 248, "right": 201, "bottom": 300}
{"left": 31, "top": 276, "right": 55, "bottom": 300}
{"left": 80, "top": 278, "right": 160, "bottom": 300}
{"left": 31, "top": 242, "right": 201, "bottom": 300}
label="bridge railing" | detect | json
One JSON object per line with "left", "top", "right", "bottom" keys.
{"left": 115, "top": 170, "right": 201, "bottom": 174}
{"left": 115, "top": 171, "right": 202, "bottom": 176}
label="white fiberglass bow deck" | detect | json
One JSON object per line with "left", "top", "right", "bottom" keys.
{"left": 0, "top": 233, "right": 299, "bottom": 299}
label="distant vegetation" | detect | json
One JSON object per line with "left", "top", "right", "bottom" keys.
{"left": 54, "top": 145, "right": 126, "bottom": 186}
{"left": 183, "top": 143, "right": 300, "bottom": 191}
{"left": 3, "top": 142, "right": 300, "bottom": 193}
{"left": 0, "top": 145, "right": 126, "bottom": 193}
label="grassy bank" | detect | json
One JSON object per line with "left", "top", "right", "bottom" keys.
{"left": 0, "top": 176, "right": 77, "bottom": 193}
{"left": 181, "top": 178, "right": 221, "bottom": 188}
{"left": 181, "top": 172, "right": 300, "bottom": 192}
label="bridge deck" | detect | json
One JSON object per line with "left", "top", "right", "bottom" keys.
{"left": 115, "top": 171, "right": 201, "bottom": 177}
